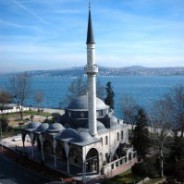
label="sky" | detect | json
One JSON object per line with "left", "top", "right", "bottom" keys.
{"left": 0, "top": 0, "right": 184, "bottom": 73}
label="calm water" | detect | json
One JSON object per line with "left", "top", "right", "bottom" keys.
{"left": 0, "top": 75, "right": 183, "bottom": 118}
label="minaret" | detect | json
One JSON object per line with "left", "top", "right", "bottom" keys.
{"left": 85, "top": 3, "right": 98, "bottom": 136}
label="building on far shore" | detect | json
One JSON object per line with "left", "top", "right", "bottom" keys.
{"left": 22, "top": 4, "right": 137, "bottom": 180}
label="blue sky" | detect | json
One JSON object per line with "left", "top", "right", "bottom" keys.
{"left": 0, "top": 0, "right": 184, "bottom": 73}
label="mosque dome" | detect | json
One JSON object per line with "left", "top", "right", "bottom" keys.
{"left": 25, "top": 122, "right": 41, "bottom": 131}
{"left": 36, "top": 123, "right": 49, "bottom": 133}
{"left": 47, "top": 123, "right": 65, "bottom": 133}
{"left": 67, "top": 95, "right": 109, "bottom": 110}
{"left": 111, "top": 116, "right": 118, "bottom": 123}
{"left": 60, "top": 128, "right": 83, "bottom": 142}
{"left": 79, "top": 131, "right": 94, "bottom": 143}
{"left": 97, "top": 121, "right": 106, "bottom": 130}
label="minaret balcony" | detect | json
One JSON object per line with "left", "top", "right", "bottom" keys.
{"left": 84, "top": 65, "right": 98, "bottom": 75}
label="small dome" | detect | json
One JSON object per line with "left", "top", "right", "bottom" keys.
{"left": 97, "top": 121, "right": 106, "bottom": 130}
{"left": 26, "top": 122, "right": 41, "bottom": 130}
{"left": 111, "top": 116, "right": 118, "bottom": 123}
{"left": 47, "top": 123, "right": 65, "bottom": 133}
{"left": 111, "top": 116, "right": 119, "bottom": 127}
{"left": 36, "top": 123, "right": 49, "bottom": 133}
{"left": 67, "top": 95, "right": 109, "bottom": 110}
{"left": 79, "top": 131, "right": 93, "bottom": 143}
{"left": 60, "top": 128, "right": 83, "bottom": 142}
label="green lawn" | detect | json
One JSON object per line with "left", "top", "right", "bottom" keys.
{"left": 23, "top": 110, "right": 51, "bottom": 117}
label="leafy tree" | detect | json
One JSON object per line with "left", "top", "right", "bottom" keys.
{"left": 0, "top": 116, "right": 9, "bottom": 132}
{"left": 9, "top": 72, "right": 31, "bottom": 120}
{"left": 0, "top": 90, "right": 11, "bottom": 112}
{"left": 170, "top": 136, "right": 184, "bottom": 161}
{"left": 132, "top": 108, "right": 150, "bottom": 160}
{"left": 104, "top": 81, "right": 115, "bottom": 109}
{"left": 132, "top": 158, "right": 157, "bottom": 178}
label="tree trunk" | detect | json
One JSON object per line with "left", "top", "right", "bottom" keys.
{"left": 160, "top": 145, "right": 164, "bottom": 178}
{"left": 19, "top": 106, "right": 23, "bottom": 121}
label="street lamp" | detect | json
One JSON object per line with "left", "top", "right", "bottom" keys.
{"left": 0, "top": 120, "right": 3, "bottom": 150}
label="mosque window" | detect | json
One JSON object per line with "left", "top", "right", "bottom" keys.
{"left": 81, "top": 112, "right": 84, "bottom": 118}
{"left": 68, "top": 112, "right": 71, "bottom": 117}
{"left": 128, "top": 153, "right": 132, "bottom": 160}
{"left": 111, "top": 164, "right": 114, "bottom": 170}
{"left": 101, "top": 138, "right": 103, "bottom": 146}
{"left": 116, "top": 162, "right": 119, "bottom": 167}
{"left": 121, "top": 131, "right": 124, "bottom": 140}
{"left": 98, "top": 110, "right": 103, "bottom": 117}
{"left": 105, "top": 136, "right": 108, "bottom": 145}
{"left": 117, "top": 132, "right": 120, "bottom": 141}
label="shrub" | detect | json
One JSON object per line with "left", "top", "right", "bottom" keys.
{"left": 132, "top": 159, "right": 157, "bottom": 178}
{"left": 0, "top": 116, "right": 9, "bottom": 132}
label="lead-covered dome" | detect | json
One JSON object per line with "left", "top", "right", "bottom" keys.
{"left": 59, "top": 128, "right": 84, "bottom": 142}
{"left": 67, "top": 95, "right": 109, "bottom": 110}
{"left": 47, "top": 123, "right": 65, "bottom": 133}
{"left": 97, "top": 121, "right": 106, "bottom": 131}
{"left": 79, "top": 131, "right": 94, "bottom": 143}
{"left": 36, "top": 123, "right": 49, "bottom": 133}
{"left": 25, "top": 122, "right": 41, "bottom": 131}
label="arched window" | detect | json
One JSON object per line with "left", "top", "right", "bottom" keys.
{"left": 121, "top": 131, "right": 124, "bottom": 140}
{"left": 128, "top": 152, "right": 132, "bottom": 160}
{"left": 117, "top": 132, "right": 120, "bottom": 141}
{"left": 105, "top": 136, "right": 108, "bottom": 145}
{"left": 101, "top": 137, "right": 103, "bottom": 146}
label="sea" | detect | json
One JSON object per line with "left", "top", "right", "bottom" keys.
{"left": 0, "top": 75, "right": 183, "bottom": 118}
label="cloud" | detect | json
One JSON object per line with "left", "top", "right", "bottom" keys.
{"left": 0, "top": 19, "right": 25, "bottom": 28}
{"left": 11, "top": 0, "right": 48, "bottom": 24}
{"left": 54, "top": 9, "right": 83, "bottom": 14}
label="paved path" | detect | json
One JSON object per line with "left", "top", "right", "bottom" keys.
{"left": 0, "top": 150, "right": 51, "bottom": 184}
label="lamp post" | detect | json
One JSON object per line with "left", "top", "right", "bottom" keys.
{"left": 0, "top": 119, "right": 3, "bottom": 150}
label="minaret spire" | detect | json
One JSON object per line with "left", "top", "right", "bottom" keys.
{"left": 86, "top": 2, "right": 95, "bottom": 44}
{"left": 85, "top": 2, "right": 98, "bottom": 137}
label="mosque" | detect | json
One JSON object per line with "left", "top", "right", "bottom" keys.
{"left": 22, "top": 4, "right": 137, "bottom": 180}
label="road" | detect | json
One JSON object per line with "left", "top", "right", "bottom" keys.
{"left": 0, "top": 150, "right": 50, "bottom": 184}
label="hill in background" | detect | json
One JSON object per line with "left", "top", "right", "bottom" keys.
{"left": 24, "top": 66, "right": 184, "bottom": 77}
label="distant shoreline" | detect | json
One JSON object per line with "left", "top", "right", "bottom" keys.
{"left": 1, "top": 66, "right": 184, "bottom": 76}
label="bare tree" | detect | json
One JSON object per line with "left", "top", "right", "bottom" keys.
{"left": 120, "top": 94, "right": 139, "bottom": 130}
{"left": 67, "top": 76, "right": 86, "bottom": 101}
{"left": 65, "top": 76, "right": 105, "bottom": 106}
{"left": 9, "top": 72, "right": 31, "bottom": 120}
{"left": 34, "top": 90, "right": 44, "bottom": 113}
{"left": 165, "top": 85, "right": 184, "bottom": 137}
{"left": 96, "top": 78, "right": 105, "bottom": 99}
{"left": 150, "top": 98, "right": 171, "bottom": 178}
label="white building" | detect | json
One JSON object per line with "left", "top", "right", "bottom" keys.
{"left": 22, "top": 4, "right": 137, "bottom": 180}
